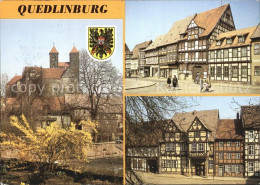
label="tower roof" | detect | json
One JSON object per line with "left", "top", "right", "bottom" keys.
{"left": 70, "top": 46, "right": 79, "bottom": 53}
{"left": 49, "top": 46, "right": 59, "bottom": 54}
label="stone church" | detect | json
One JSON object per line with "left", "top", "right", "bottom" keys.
{"left": 6, "top": 45, "right": 80, "bottom": 97}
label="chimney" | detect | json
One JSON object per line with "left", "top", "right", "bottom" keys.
{"left": 193, "top": 110, "right": 196, "bottom": 115}
{"left": 236, "top": 112, "right": 239, "bottom": 120}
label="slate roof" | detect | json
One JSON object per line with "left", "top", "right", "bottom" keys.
{"left": 241, "top": 105, "right": 260, "bottom": 128}
{"left": 251, "top": 23, "right": 260, "bottom": 39}
{"left": 216, "top": 119, "right": 244, "bottom": 140}
{"left": 209, "top": 26, "right": 257, "bottom": 50}
{"left": 125, "top": 43, "right": 130, "bottom": 53}
{"left": 131, "top": 40, "right": 152, "bottom": 59}
{"left": 6, "top": 76, "right": 22, "bottom": 85}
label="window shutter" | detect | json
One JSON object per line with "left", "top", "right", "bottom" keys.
{"left": 240, "top": 165, "right": 243, "bottom": 173}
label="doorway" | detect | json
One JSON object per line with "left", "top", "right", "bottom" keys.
{"left": 218, "top": 166, "right": 224, "bottom": 176}
{"left": 196, "top": 164, "right": 205, "bottom": 176}
{"left": 147, "top": 159, "right": 158, "bottom": 173}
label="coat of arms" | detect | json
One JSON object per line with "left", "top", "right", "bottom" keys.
{"left": 88, "top": 27, "right": 115, "bottom": 60}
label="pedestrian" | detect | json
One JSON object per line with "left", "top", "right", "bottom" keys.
{"left": 200, "top": 75, "right": 204, "bottom": 92}
{"left": 196, "top": 75, "right": 199, "bottom": 84}
{"left": 172, "top": 75, "right": 178, "bottom": 90}
{"left": 166, "top": 75, "right": 171, "bottom": 91}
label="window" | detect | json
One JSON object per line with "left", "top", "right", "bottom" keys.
{"left": 238, "top": 36, "right": 245, "bottom": 43}
{"left": 181, "top": 143, "right": 186, "bottom": 151}
{"left": 248, "top": 162, "right": 254, "bottom": 172}
{"left": 203, "top": 40, "right": 207, "bottom": 46}
{"left": 224, "top": 49, "right": 229, "bottom": 58}
{"left": 235, "top": 141, "right": 240, "bottom": 147}
{"left": 210, "top": 67, "right": 215, "bottom": 77}
{"left": 209, "top": 161, "right": 213, "bottom": 169}
{"left": 198, "top": 143, "right": 204, "bottom": 151}
{"left": 241, "top": 47, "right": 247, "bottom": 57}
{"left": 166, "top": 143, "right": 175, "bottom": 151}
{"left": 210, "top": 51, "right": 215, "bottom": 59}
{"left": 227, "top": 165, "right": 232, "bottom": 173}
{"left": 255, "top": 66, "right": 260, "bottom": 76}
{"left": 219, "top": 152, "right": 223, "bottom": 159}
{"left": 191, "top": 143, "right": 197, "bottom": 151}
{"left": 219, "top": 141, "right": 224, "bottom": 147}
{"left": 254, "top": 43, "right": 260, "bottom": 55}
{"left": 249, "top": 145, "right": 254, "bottom": 155}
{"left": 217, "top": 66, "right": 222, "bottom": 77}
{"left": 235, "top": 165, "right": 240, "bottom": 173}
{"left": 226, "top": 38, "right": 232, "bottom": 44}
{"left": 216, "top": 40, "right": 222, "bottom": 46}
{"left": 232, "top": 66, "right": 238, "bottom": 78}
{"left": 232, "top": 48, "right": 238, "bottom": 57}
{"left": 249, "top": 130, "right": 254, "bottom": 139}
{"left": 241, "top": 66, "right": 247, "bottom": 78}
{"left": 217, "top": 50, "right": 222, "bottom": 58}
{"left": 227, "top": 141, "right": 232, "bottom": 147}
{"left": 227, "top": 153, "right": 232, "bottom": 159}
{"left": 195, "top": 131, "right": 200, "bottom": 137}
{"left": 224, "top": 66, "right": 229, "bottom": 77}
{"left": 235, "top": 153, "right": 241, "bottom": 159}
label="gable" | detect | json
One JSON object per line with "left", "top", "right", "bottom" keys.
{"left": 165, "top": 120, "right": 182, "bottom": 132}
{"left": 188, "top": 20, "right": 198, "bottom": 29}
{"left": 188, "top": 117, "right": 208, "bottom": 131}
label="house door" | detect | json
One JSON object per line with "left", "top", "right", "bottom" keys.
{"left": 147, "top": 159, "right": 158, "bottom": 173}
{"left": 218, "top": 166, "right": 224, "bottom": 176}
{"left": 196, "top": 165, "right": 205, "bottom": 176}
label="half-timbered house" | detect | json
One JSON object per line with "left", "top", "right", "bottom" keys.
{"left": 250, "top": 24, "right": 260, "bottom": 85}
{"left": 208, "top": 26, "right": 257, "bottom": 83}
{"left": 241, "top": 105, "right": 260, "bottom": 177}
{"left": 172, "top": 110, "right": 218, "bottom": 177}
{"left": 214, "top": 118, "right": 244, "bottom": 177}
{"left": 177, "top": 4, "right": 235, "bottom": 81}
{"left": 128, "top": 40, "right": 152, "bottom": 76}
{"left": 144, "top": 35, "right": 165, "bottom": 77}
{"left": 156, "top": 15, "right": 195, "bottom": 79}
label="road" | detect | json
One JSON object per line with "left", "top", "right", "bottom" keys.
{"left": 125, "top": 78, "right": 260, "bottom": 94}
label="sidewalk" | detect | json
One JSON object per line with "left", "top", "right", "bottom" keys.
{"left": 125, "top": 77, "right": 156, "bottom": 90}
{"left": 127, "top": 77, "right": 260, "bottom": 91}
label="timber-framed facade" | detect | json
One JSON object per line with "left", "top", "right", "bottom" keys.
{"left": 126, "top": 106, "right": 260, "bottom": 178}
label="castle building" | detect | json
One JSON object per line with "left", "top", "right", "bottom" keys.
{"left": 126, "top": 106, "right": 260, "bottom": 178}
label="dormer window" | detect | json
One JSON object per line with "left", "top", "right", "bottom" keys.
{"left": 216, "top": 40, "right": 222, "bottom": 46}
{"left": 238, "top": 36, "right": 245, "bottom": 43}
{"left": 226, "top": 38, "right": 233, "bottom": 45}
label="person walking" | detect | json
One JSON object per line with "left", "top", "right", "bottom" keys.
{"left": 172, "top": 75, "right": 178, "bottom": 90}
{"left": 200, "top": 75, "right": 204, "bottom": 92}
{"left": 167, "top": 75, "right": 171, "bottom": 91}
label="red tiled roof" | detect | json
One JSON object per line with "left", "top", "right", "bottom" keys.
{"left": 42, "top": 68, "right": 66, "bottom": 79}
{"left": 49, "top": 46, "right": 59, "bottom": 54}
{"left": 58, "top": 62, "right": 70, "bottom": 67}
{"left": 194, "top": 4, "right": 229, "bottom": 37}
{"left": 6, "top": 76, "right": 22, "bottom": 85}
{"left": 216, "top": 119, "right": 244, "bottom": 140}
{"left": 70, "top": 46, "right": 79, "bottom": 53}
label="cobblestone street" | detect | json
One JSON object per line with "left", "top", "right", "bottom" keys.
{"left": 125, "top": 77, "right": 260, "bottom": 94}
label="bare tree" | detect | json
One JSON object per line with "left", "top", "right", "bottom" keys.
{"left": 0, "top": 73, "right": 8, "bottom": 97}
{"left": 76, "top": 49, "right": 123, "bottom": 121}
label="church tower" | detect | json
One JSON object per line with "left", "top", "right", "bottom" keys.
{"left": 49, "top": 46, "right": 59, "bottom": 68}
{"left": 69, "top": 46, "right": 79, "bottom": 69}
